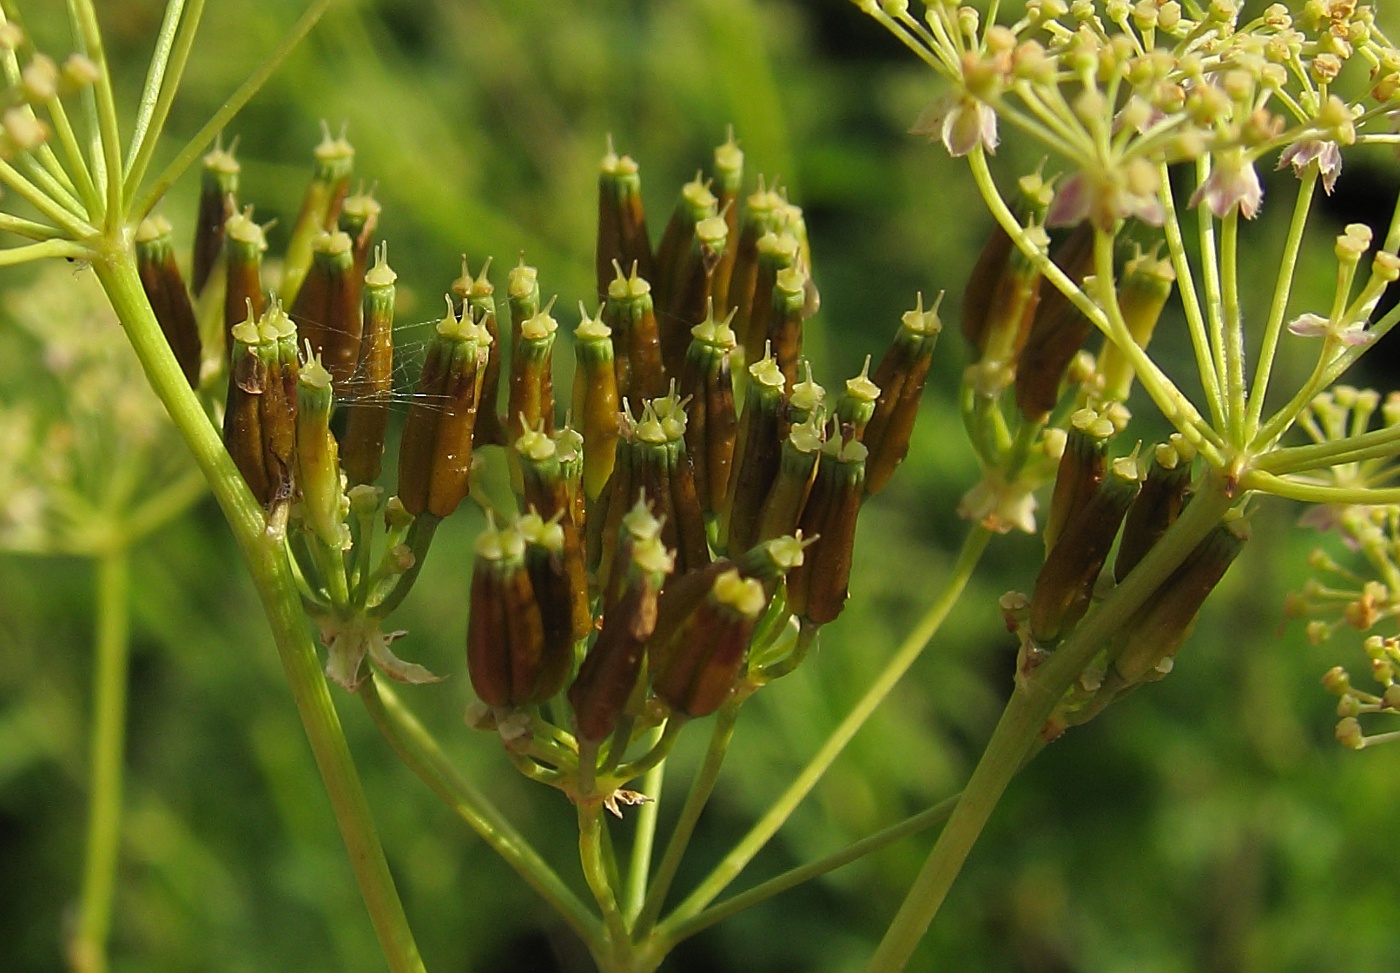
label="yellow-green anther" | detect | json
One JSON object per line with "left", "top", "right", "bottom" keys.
{"left": 1115, "top": 437, "right": 1195, "bottom": 581}
{"left": 342, "top": 246, "right": 396, "bottom": 486}
{"left": 193, "top": 140, "right": 239, "bottom": 298}
{"left": 711, "top": 128, "right": 744, "bottom": 309}
{"left": 135, "top": 215, "right": 202, "bottom": 388}
{"left": 726, "top": 178, "right": 787, "bottom": 352}
{"left": 865, "top": 292, "right": 943, "bottom": 496}
{"left": 597, "top": 138, "right": 655, "bottom": 302}
{"left": 291, "top": 230, "right": 361, "bottom": 393}
{"left": 836, "top": 355, "right": 881, "bottom": 443}
{"left": 680, "top": 304, "right": 740, "bottom": 516}
{"left": 787, "top": 437, "right": 868, "bottom": 626}
{"left": 280, "top": 126, "right": 355, "bottom": 307}
{"left": 1097, "top": 248, "right": 1175, "bottom": 402}
{"left": 296, "top": 351, "right": 349, "bottom": 551}
{"left": 1108, "top": 517, "right": 1248, "bottom": 686}
{"left": 769, "top": 263, "right": 809, "bottom": 391}
{"left": 662, "top": 214, "right": 729, "bottom": 377}
{"left": 574, "top": 302, "right": 622, "bottom": 504}
{"left": 605, "top": 262, "right": 666, "bottom": 401}
{"left": 570, "top": 503, "right": 674, "bottom": 742}
{"left": 724, "top": 344, "right": 787, "bottom": 555}
{"left": 757, "top": 412, "right": 825, "bottom": 545}
{"left": 508, "top": 297, "right": 559, "bottom": 441}
{"left": 224, "top": 207, "right": 268, "bottom": 366}
{"left": 1043, "top": 408, "right": 1115, "bottom": 554}
{"left": 397, "top": 297, "right": 489, "bottom": 518}
{"left": 453, "top": 257, "right": 506, "bottom": 448}
{"left": 1030, "top": 454, "right": 1143, "bottom": 644}
{"left": 653, "top": 568, "right": 765, "bottom": 718}
{"left": 468, "top": 517, "right": 546, "bottom": 709}
{"left": 516, "top": 427, "right": 591, "bottom": 642}
{"left": 1015, "top": 222, "right": 1096, "bottom": 422}
{"left": 655, "top": 173, "right": 719, "bottom": 313}
{"left": 740, "top": 231, "right": 800, "bottom": 369}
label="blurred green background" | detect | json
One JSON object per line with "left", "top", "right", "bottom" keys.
{"left": 3, "top": 1, "right": 1400, "bottom": 971}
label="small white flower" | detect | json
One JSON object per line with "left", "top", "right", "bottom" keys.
{"left": 911, "top": 94, "right": 998, "bottom": 157}
{"left": 1287, "top": 312, "right": 1375, "bottom": 347}
{"left": 1189, "top": 152, "right": 1263, "bottom": 218}
{"left": 1278, "top": 139, "right": 1342, "bottom": 194}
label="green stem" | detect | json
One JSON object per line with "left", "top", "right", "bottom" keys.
{"left": 93, "top": 252, "right": 425, "bottom": 973}
{"left": 122, "top": 0, "right": 206, "bottom": 204}
{"left": 653, "top": 792, "right": 958, "bottom": 953}
{"left": 580, "top": 802, "right": 630, "bottom": 965}
{"left": 623, "top": 733, "right": 666, "bottom": 925}
{"left": 864, "top": 478, "right": 1235, "bottom": 973}
{"left": 632, "top": 699, "right": 741, "bottom": 940}
{"left": 359, "top": 678, "right": 602, "bottom": 953}
{"left": 664, "top": 524, "right": 992, "bottom": 932}
{"left": 1220, "top": 209, "right": 1245, "bottom": 443}
{"left": 68, "top": 547, "right": 129, "bottom": 973}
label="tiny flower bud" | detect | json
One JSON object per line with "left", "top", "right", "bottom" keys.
{"left": 507, "top": 296, "right": 559, "bottom": 441}
{"left": 1115, "top": 438, "right": 1193, "bottom": 579}
{"left": 756, "top": 412, "right": 824, "bottom": 545}
{"left": 605, "top": 262, "right": 667, "bottom": 401}
{"left": 597, "top": 138, "right": 655, "bottom": 302}
{"left": 280, "top": 125, "right": 354, "bottom": 307}
{"left": 724, "top": 346, "right": 787, "bottom": 555}
{"left": 680, "top": 304, "right": 740, "bottom": 516}
{"left": 516, "top": 427, "right": 591, "bottom": 643}
{"left": 654, "top": 175, "right": 719, "bottom": 316}
{"left": 573, "top": 303, "right": 623, "bottom": 503}
{"left": 290, "top": 230, "right": 362, "bottom": 392}
{"left": 454, "top": 257, "right": 508, "bottom": 447}
{"left": 224, "top": 303, "right": 299, "bottom": 508}
{"left": 1014, "top": 223, "right": 1096, "bottom": 422}
{"left": 223, "top": 207, "right": 268, "bottom": 366}
{"left": 341, "top": 247, "right": 396, "bottom": 486}
{"left": 864, "top": 292, "right": 943, "bottom": 495}
{"left": 192, "top": 140, "right": 240, "bottom": 298}
{"left": 467, "top": 518, "right": 547, "bottom": 709}
{"left": 296, "top": 351, "right": 349, "bottom": 551}
{"left": 726, "top": 180, "right": 788, "bottom": 354}
{"left": 787, "top": 437, "right": 868, "bottom": 625}
{"left": 661, "top": 214, "right": 729, "bottom": 378}
{"left": 653, "top": 568, "right": 766, "bottom": 718}
{"left": 710, "top": 129, "right": 745, "bottom": 309}
{"left": 836, "top": 356, "right": 881, "bottom": 443}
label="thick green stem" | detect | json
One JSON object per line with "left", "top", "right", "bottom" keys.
{"left": 664, "top": 524, "right": 992, "bottom": 932}
{"left": 359, "top": 678, "right": 603, "bottom": 953}
{"left": 623, "top": 731, "right": 666, "bottom": 925}
{"left": 68, "top": 547, "right": 129, "bottom": 973}
{"left": 580, "top": 802, "right": 630, "bottom": 967}
{"left": 93, "top": 252, "right": 425, "bottom": 973}
{"left": 864, "top": 478, "right": 1235, "bottom": 972}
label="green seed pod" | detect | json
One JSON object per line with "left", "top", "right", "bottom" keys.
{"left": 454, "top": 257, "right": 508, "bottom": 448}
{"left": 290, "top": 230, "right": 361, "bottom": 393}
{"left": 723, "top": 346, "right": 787, "bottom": 555}
{"left": 1030, "top": 454, "right": 1142, "bottom": 644}
{"left": 1014, "top": 222, "right": 1096, "bottom": 422}
{"left": 223, "top": 207, "right": 268, "bottom": 367}
{"left": 710, "top": 129, "right": 744, "bottom": 309}
{"left": 397, "top": 298, "right": 489, "bottom": 518}
{"left": 337, "top": 187, "right": 381, "bottom": 295}
{"left": 787, "top": 437, "right": 867, "bottom": 626}
{"left": 589, "top": 418, "right": 637, "bottom": 595}
{"left": 192, "top": 139, "right": 239, "bottom": 298}
{"left": 1095, "top": 247, "right": 1176, "bottom": 402}
{"left": 467, "top": 517, "right": 546, "bottom": 709}
{"left": 605, "top": 262, "right": 667, "bottom": 402}
{"left": 516, "top": 427, "right": 591, "bottom": 642}
{"left": 679, "top": 304, "right": 740, "bottom": 516}
{"left": 661, "top": 214, "right": 728, "bottom": 378}
{"left": 573, "top": 303, "right": 622, "bottom": 504}
{"left": 517, "top": 512, "right": 577, "bottom": 703}
{"left": 569, "top": 504, "right": 674, "bottom": 742}
{"left": 1114, "top": 436, "right": 1195, "bottom": 581}
{"left": 508, "top": 297, "right": 558, "bottom": 441}
{"left": 135, "top": 215, "right": 202, "bottom": 388}
{"left": 1043, "top": 408, "right": 1116, "bottom": 554}
{"left": 757, "top": 412, "right": 825, "bottom": 545}
{"left": 740, "top": 231, "right": 799, "bottom": 369}
{"left": 280, "top": 126, "right": 354, "bottom": 307}
{"left": 769, "top": 263, "right": 810, "bottom": 392}
{"left": 596, "top": 139, "right": 654, "bottom": 302}
{"left": 223, "top": 302, "right": 299, "bottom": 507}
{"left": 835, "top": 356, "right": 881, "bottom": 443}
{"left": 1107, "top": 517, "right": 1248, "bottom": 687}
{"left": 630, "top": 393, "right": 711, "bottom": 576}
{"left": 653, "top": 568, "right": 765, "bottom": 718}
{"left": 864, "top": 293, "right": 943, "bottom": 496}
{"left": 296, "top": 351, "right": 348, "bottom": 551}
{"left": 725, "top": 179, "right": 787, "bottom": 355}
{"left": 961, "top": 172, "right": 1052, "bottom": 368}
{"left": 654, "top": 174, "right": 719, "bottom": 313}
{"left": 341, "top": 247, "right": 396, "bottom": 486}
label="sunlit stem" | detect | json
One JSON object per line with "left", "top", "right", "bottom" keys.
{"left": 123, "top": 0, "right": 206, "bottom": 202}
{"left": 1219, "top": 209, "right": 1246, "bottom": 444}
{"left": 1246, "top": 169, "right": 1317, "bottom": 436}
{"left": 1256, "top": 421, "right": 1400, "bottom": 476}
{"left": 69, "top": 0, "right": 124, "bottom": 227}
{"left": 131, "top": 0, "right": 337, "bottom": 221}
{"left": 0, "top": 155, "right": 94, "bottom": 238}
{"left": 0, "top": 212, "right": 64, "bottom": 240}
{"left": 1239, "top": 470, "right": 1400, "bottom": 505}
{"left": 1195, "top": 161, "right": 1229, "bottom": 423}
{"left": 0, "top": 238, "right": 90, "bottom": 264}
{"left": 1157, "top": 162, "right": 1225, "bottom": 429}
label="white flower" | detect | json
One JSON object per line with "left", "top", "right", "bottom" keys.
{"left": 1287, "top": 312, "right": 1375, "bottom": 347}
{"left": 1189, "top": 152, "right": 1263, "bottom": 218}
{"left": 911, "top": 94, "right": 998, "bottom": 157}
{"left": 1278, "top": 139, "right": 1342, "bottom": 194}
